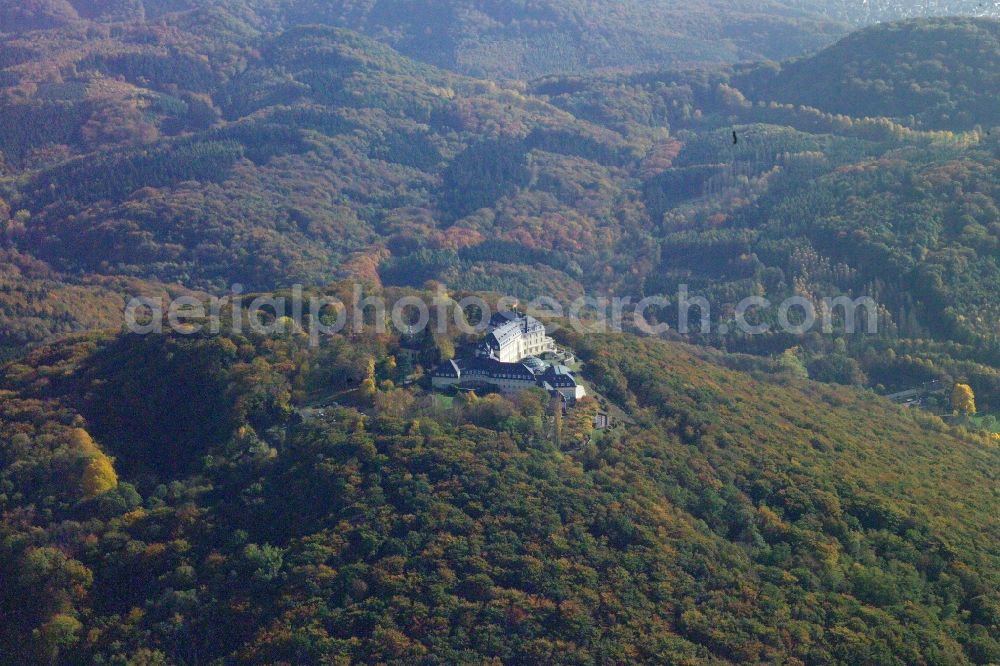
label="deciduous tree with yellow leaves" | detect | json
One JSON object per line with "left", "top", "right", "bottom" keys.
{"left": 70, "top": 429, "right": 118, "bottom": 498}
{"left": 952, "top": 383, "right": 977, "bottom": 416}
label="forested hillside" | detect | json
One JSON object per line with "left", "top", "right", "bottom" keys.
{"left": 1, "top": 0, "right": 852, "bottom": 77}
{"left": 3, "top": 4, "right": 1000, "bottom": 664}
{"left": 0, "top": 316, "right": 998, "bottom": 663}
{"left": 4, "top": 1, "right": 998, "bottom": 78}
{"left": 1, "top": 10, "right": 1000, "bottom": 407}
{"left": 0, "top": 14, "right": 650, "bottom": 351}
{"left": 735, "top": 18, "right": 1000, "bottom": 129}
{"left": 526, "top": 19, "right": 1000, "bottom": 409}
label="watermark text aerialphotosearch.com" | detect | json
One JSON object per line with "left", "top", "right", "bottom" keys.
{"left": 124, "top": 284, "right": 878, "bottom": 346}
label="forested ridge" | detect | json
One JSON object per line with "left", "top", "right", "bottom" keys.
{"left": 1, "top": 312, "right": 999, "bottom": 663}
{"left": 735, "top": 18, "right": 1000, "bottom": 130}
{"left": 2, "top": 4, "right": 1000, "bottom": 664}
{"left": 4, "top": 1, "right": 998, "bottom": 78}
{"left": 1, "top": 0, "right": 853, "bottom": 78}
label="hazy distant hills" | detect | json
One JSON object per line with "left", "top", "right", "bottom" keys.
{"left": 4, "top": 0, "right": 1000, "bottom": 78}
{"left": 737, "top": 17, "right": 1000, "bottom": 129}
{"left": 0, "top": 0, "right": 854, "bottom": 77}
{"left": 260, "top": 0, "right": 851, "bottom": 77}
{"left": 273, "top": 0, "right": 1000, "bottom": 78}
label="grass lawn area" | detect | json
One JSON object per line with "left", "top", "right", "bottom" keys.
{"left": 969, "top": 412, "right": 1000, "bottom": 432}
{"left": 433, "top": 394, "right": 455, "bottom": 409}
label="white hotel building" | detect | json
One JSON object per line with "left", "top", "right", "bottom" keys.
{"left": 431, "top": 311, "right": 585, "bottom": 402}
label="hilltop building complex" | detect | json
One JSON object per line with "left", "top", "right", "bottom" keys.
{"left": 432, "top": 311, "right": 585, "bottom": 402}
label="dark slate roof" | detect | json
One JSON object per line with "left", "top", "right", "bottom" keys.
{"left": 490, "top": 311, "right": 545, "bottom": 335}
{"left": 484, "top": 322, "right": 520, "bottom": 350}
{"left": 434, "top": 353, "right": 579, "bottom": 393}
{"left": 432, "top": 359, "right": 461, "bottom": 378}
{"left": 538, "top": 364, "right": 578, "bottom": 389}
{"left": 460, "top": 357, "right": 536, "bottom": 381}
{"left": 490, "top": 311, "right": 521, "bottom": 328}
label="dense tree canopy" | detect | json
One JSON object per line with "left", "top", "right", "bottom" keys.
{"left": 0, "top": 320, "right": 998, "bottom": 663}
{"left": 1, "top": 8, "right": 1000, "bottom": 663}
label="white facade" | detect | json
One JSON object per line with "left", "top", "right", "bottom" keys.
{"left": 431, "top": 357, "right": 539, "bottom": 394}
{"left": 432, "top": 312, "right": 584, "bottom": 402}
{"left": 537, "top": 365, "right": 587, "bottom": 402}
{"left": 479, "top": 313, "right": 556, "bottom": 363}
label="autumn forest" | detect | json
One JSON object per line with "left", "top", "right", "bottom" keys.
{"left": 1, "top": 1, "right": 1000, "bottom": 664}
